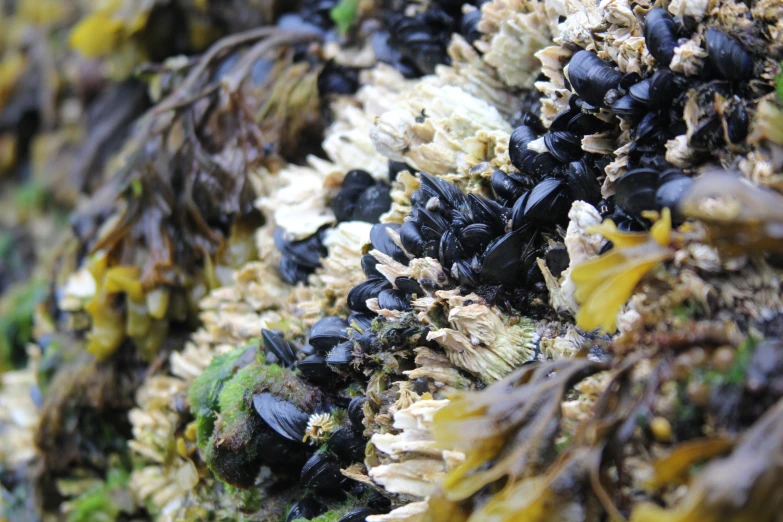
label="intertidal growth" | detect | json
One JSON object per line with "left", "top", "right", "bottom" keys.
{"left": 2, "top": 0, "right": 783, "bottom": 521}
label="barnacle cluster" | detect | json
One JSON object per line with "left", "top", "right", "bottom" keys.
{"left": 3, "top": 0, "right": 783, "bottom": 520}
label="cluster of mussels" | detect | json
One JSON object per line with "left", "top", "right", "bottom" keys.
{"left": 274, "top": 168, "right": 392, "bottom": 284}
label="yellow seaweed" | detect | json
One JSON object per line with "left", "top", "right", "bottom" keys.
{"left": 572, "top": 209, "right": 672, "bottom": 332}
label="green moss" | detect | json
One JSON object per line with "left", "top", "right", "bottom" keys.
{"left": 66, "top": 461, "right": 131, "bottom": 522}
{"left": 777, "top": 63, "right": 783, "bottom": 102}
{"left": 330, "top": 0, "right": 359, "bottom": 34}
{"left": 189, "top": 343, "right": 258, "bottom": 419}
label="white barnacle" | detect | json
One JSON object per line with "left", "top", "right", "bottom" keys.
{"left": 303, "top": 412, "right": 337, "bottom": 444}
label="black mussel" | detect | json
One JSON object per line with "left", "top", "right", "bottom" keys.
{"left": 644, "top": 9, "right": 678, "bottom": 66}
{"left": 309, "top": 316, "right": 350, "bottom": 353}
{"left": 648, "top": 69, "right": 680, "bottom": 107}
{"left": 395, "top": 277, "right": 424, "bottom": 297}
{"left": 356, "top": 330, "right": 380, "bottom": 353}
{"left": 567, "top": 50, "right": 622, "bottom": 107}
{"left": 361, "top": 253, "right": 383, "bottom": 278}
{"left": 656, "top": 176, "right": 693, "bottom": 212}
{"left": 399, "top": 220, "right": 425, "bottom": 257}
{"left": 704, "top": 28, "right": 754, "bottom": 81}
{"left": 611, "top": 94, "right": 645, "bottom": 119}
{"left": 348, "top": 278, "right": 392, "bottom": 313}
{"left": 328, "top": 427, "right": 367, "bottom": 462}
{"left": 274, "top": 229, "right": 326, "bottom": 268}
{"left": 522, "top": 112, "right": 547, "bottom": 134}
{"left": 459, "top": 223, "right": 493, "bottom": 253}
{"left": 491, "top": 169, "right": 526, "bottom": 201}
{"left": 567, "top": 159, "right": 601, "bottom": 204}
{"left": 452, "top": 259, "right": 479, "bottom": 287}
{"left": 634, "top": 112, "right": 661, "bottom": 143}
{"left": 507, "top": 168, "right": 536, "bottom": 188}
{"left": 550, "top": 108, "right": 580, "bottom": 132}
{"left": 689, "top": 116, "right": 722, "bottom": 149}
{"left": 419, "top": 173, "right": 464, "bottom": 208}
{"left": 724, "top": 97, "right": 749, "bottom": 143}
{"left": 331, "top": 186, "right": 365, "bottom": 222}
{"left": 253, "top": 392, "right": 310, "bottom": 442}
{"left": 467, "top": 193, "right": 508, "bottom": 233}
{"left": 348, "top": 396, "right": 365, "bottom": 431}
{"left": 348, "top": 312, "right": 375, "bottom": 331}
{"left": 342, "top": 169, "right": 375, "bottom": 189}
{"left": 415, "top": 208, "right": 450, "bottom": 239}
{"left": 461, "top": 9, "right": 482, "bottom": 44}
{"left": 524, "top": 178, "right": 573, "bottom": 223}
{"left": 544, "top": 131, "right": 583, "bottom": 163}
{"left": 326, "top": 341, "right": 355, "bottom": 367}
{"left": 628, "top": 79, "right": 651, "bottom": 105}
{"left": 438, "top": 230, "right": 465, "bottom": 268}
{"left": 370, "top": 223, "right": 408, "bottom": 264}
{"left": 567, "top": 112, "right": 604, "bottom": 135}
{"left": 261, "top": 329, "right": 298, "bottom": 367}
{"left": 421, "top": 239, "right": 439, "bottom": 258}
{"left": 296, "top": 354, "right": 335, "bottom": 386}
{"left": 508, "top": 125, "right": 539, "bottom": 171}
{"left": 285, "top": 499, "right": 327, "bottom": 522}
{"left": 480, "top": 231, "right": 526, "bottom": 285}
{"left": 615, "top": 168, "right": 659, "bottom": 215}
{"left": 353, "top": 185, "right": 393, "bottom": 223}
{"left": 413, "top": 377, "right": 429, "bottom": 394}
{"left": 532, "top": 151, "right": 561, "bottom": 178}
{"left": 659, "top": 168, "right": 686, "bottom": 184}
{"left": 318, "top": 61, "right": 360, "bottom": 95}
{"left": 511, "top": 191, "right": 530, "bottom": 230}
{"left": 339, "top": 507, "right": 379, "bottom": 522}
{"left": 301, "top": 453, "right": 344, "bottom": 491}
{"left": 545, "top": 246, "right": 569, "bottom": 278}
{"left": 279, "top": 256, "right": 312, "bottom": 285}
{"left": 378, "top": 289, "right": 412, "bottom": 311}
{"left": 299, "top": 344, "right": 316, "bottom": 356}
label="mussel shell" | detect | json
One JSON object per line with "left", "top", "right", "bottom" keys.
{"left": 568, "top": 50, "right": 622, "bottom": 107}
{"left": 274, "top": 228, "right": 325, "bottom": 268}
{"left": 295, "top": 354, "right": 335, "bottom": 386}
{"left": 414, "top": 208, "right": 449, "bottom": 239}
{"left": 532, "top": 152, "right": 561, "bottom": 177}
{"left": 352, "top": 185, "right": 392, "bottom": 223}
{"left": 348, "top": 312, "right": 375, "bottom": 332}
{"left": 545, "top": 246, "right": 569, "bottom": 278}
{"left": 399, "top": 220, "right": 424, "bottom": 257}
{"left": 567, "top": 159, "right": 601, "bottom": 204}
{"left": 419, "top": 173, "right": 465, "bottom": 209}
{"left": 644, "top": 9, "right": 678, "bottom": 66}
{"left": 459, "top": 223, "right": 493, "bottom": 253}
{"left": 467, "top": 193, "right": 507, "bottom": 234}
{"left": 377, "top": 289, "right": 412, "bottom": 311}
{"left": 460, "top": 9, "right": 482, "bottom": 44}
{"left": 301, "top": 453, "right": 344, "bottom": 491}
{"left": 261, "top": 329, "right": 298, "bottom": 367}
{"left": 347, "top": 278, "right": 392, "bottom": 313}
{"left": 647, "top": 69, "right": 680, "bottom": 107}
{"left": 331, "top": 186, "right": 365, "bottom": 222}
{"left": 615, "top": 168, "right": 659, "bottom": 215}
{"left": 438, "top": 230, "right": 465, "bottom": 268}
{"left": 253, "top": 392, "right": 309, "bottom": 442}
{"left": 521, "top": 112, "right": 547, "bottom": 133}
{"left": 611, "top": 94, "right": 645, "bottom": 119}
{"left": 279, "top": 256, "right": 312, "bottom": 285}
{"left": 338, "top": 507, "right": 378, "bottom": 522}
{"left": 480, "top": 231, "right": 526, "bottom": 286}
{"left": 544, "top": 131, "right": 583, "bottom": 163}
{"left": 656, "top": 176, "right": 693, "bottom": 211}
{"left": 725, "top": 98, "right": 749, "bottom": 143}
{"left": 328, "top": 427, "right": 367, "bottom": 462}
{"left": 285, "top": 499, "right": 326, "bottom": 522}
{"left": 395, "top": 277, "right": 424, "bottom": 297}
{"left": 348, "top": 396, "right": 365, "bottom": 431}
{"left": 342, "top": 169, "right": 375, "bottom": 190}
{"left": 361, "top": 253, "right": 383, "bottom": 278}
{"left": 326, "top": 341, "right": 355, "bottom": 367}
{"left": 491, "top": 169, "right": 526, "bottom": 201}
{"left": 452, "top": 259, "right": 479, "bottom": 287}
{"left": 508, "top": 125, "right": 539, "bottom": 171}
{"left": 388, "top": 160, "right": 412, "bottom": 180}
{"left": 370, "top": 223, "right": 408, "bottom": 264}
{"left": 704, "top": 28, "right": 754, "bottom": 81}
{"left": 567, "top": 112, "right": 604, "bottom": 135}
{"left": 628, "top": 80, "right": 651, "bottom": 105}
{"left": 510, "top": 191, "right": 530, "bottom": 231}
{"left": 524, "top": 178, "right": 573, "bottom": 223}
{"left": 550, "top": 108, "right": 580, "bottom": 132}
{"left": 309, "top": 316, "right": 350, "bottom": 354}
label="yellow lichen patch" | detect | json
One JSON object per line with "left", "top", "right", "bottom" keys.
{"left": 18, "top": 0, "right": 69, "bottom": 26}
{"left": 572, "top": 208, "right": 673, "bottom": 333}
{"left": 0, "top": 52, "right": 24, "bottom": 110}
